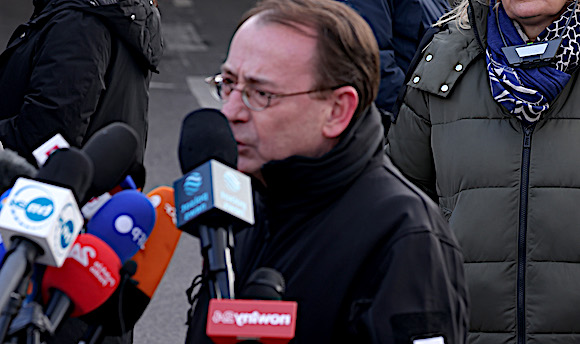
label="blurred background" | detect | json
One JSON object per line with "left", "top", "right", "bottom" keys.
{"left": 0, "top": 0, "right": 255, "bottom": 342}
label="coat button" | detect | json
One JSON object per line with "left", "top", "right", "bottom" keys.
{"left": 440, "top": 84, "right": 449, "bottom": 92}
{"left": 425, "top": 54, "right": 433, "bottom": 62}
{"left": 455, "top": 64, "right": 463, "bottom": 72}
{"left": 413, "top": 76, "right": 421, "bottom": 83}
{"left": 130, "top": 14, "right": 136, "bottom": 20}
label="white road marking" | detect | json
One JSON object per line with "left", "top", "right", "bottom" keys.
{"left": 186, "top": 76, "right": 222, "bottom": 109}
{"left": 172, "top": 0, "right": 192, "bottom": 7}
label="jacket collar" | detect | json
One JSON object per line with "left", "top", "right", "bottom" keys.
{"left": 469, "top": 0, "right": 490, "bottom": 51}
{"left": 257, "top": 104, "right": 384, "bottom": 227}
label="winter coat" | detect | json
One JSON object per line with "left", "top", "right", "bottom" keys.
{"left": 335, "top": 0, "right": 449, "bottom": 116}
{"left": 0, "top": 0, "right": 163, "bottom": 164}
{"left": 185, "top": 104, "right": 469, "bottom": 344}
{"left": 387, "top": 0, "right": 580, "bottom": 342}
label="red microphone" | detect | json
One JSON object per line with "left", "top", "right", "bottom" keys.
{"left": 206, "top": 299, "right": 297, "bottom": 344}
{"left": 206, "top": 268, "right": 297, "bottom": 344}
{"left": 41, "top": 233, "right": 121, "bottom": 328}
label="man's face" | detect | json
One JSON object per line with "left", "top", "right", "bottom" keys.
{"left": 220, "top": 17, "right": 336, "bottom": 184}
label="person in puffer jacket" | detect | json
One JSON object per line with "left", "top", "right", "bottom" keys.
{"left": 387, "top": 0, "right": 580, "bottom": 342}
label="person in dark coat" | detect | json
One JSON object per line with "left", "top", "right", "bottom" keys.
{"left": 0, "top": 0, "right": 163, "bottom": 168}
{"left": 185, "top": 0, "right": 469, "bottom": 343}
{"left": 335, "top": 0, "right": 450, "bottom": 134}
{"left": 0, "top": 0, "right": 162, "bottom": 343}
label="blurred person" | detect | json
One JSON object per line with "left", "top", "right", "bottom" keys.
{"left": 0, "top": 0, "right": 163, "bottom": 171}
{"left": 336, "top": 0, "right": 450, "bottom": 134}
{"left": 0, "top": 0, "right": 163, "bottom": 343}
{"left": 185, "top": 0, "right": 469, "bottom": 343}
{"left": 387, "top": 0, "right": 580, "bottom": 342}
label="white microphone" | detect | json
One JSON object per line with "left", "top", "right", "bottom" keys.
{"left": 0, "top": 148, "right": 91, "bottom": 322}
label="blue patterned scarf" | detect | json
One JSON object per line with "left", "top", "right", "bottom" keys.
{"left": 486, "top": 1, "right": 579, "bottom": 124}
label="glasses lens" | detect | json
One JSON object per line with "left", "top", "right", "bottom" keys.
{"left": 206, "top": 76, "right": 222, "bottom": 102}
{"left": 243, "top": 87, "right": 268, "bottom": 111}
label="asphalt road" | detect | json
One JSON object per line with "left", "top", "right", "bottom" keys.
{"left": 1, "top": 0, "right": 255, "bottom": 343}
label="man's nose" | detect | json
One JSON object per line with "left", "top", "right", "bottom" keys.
{"left": 222, "top": 89, "right": 249, "bottom": 122}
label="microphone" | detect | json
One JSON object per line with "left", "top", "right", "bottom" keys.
{"left": 0, "top": 148, "right": 91, "bottom": 313}
{"left": 85, "top": 189, "right": 156, "bottom": 263}
{"left": 32, "top": 133, "right": 70, "bottom": 167}
{"left": 81, "top": 122, "right": 140, "bottom": 204}
{"left": 39, "top": 233, "right": 122, "bottom": 334}
{"left": 0, "top": 240, "right": 5, "bottom": 266}
{"left": 81, "top": 175, "right": 137, "bottom": 221}
{"left": 131, "top": 186, "right": 181, "bottom": 299}
{"left": 0, "top": 149, "right": 38, "bottom": 194}
{"left": 173, "top": 108, "right": 254, "bottom": 300}
{"left": 78, "top": 186, "right": 182, "bottom": 339}
{"left": 206, "top": 268, "right": 297, "bottom": 344}
{"left": 239, "top": 268, "right": 286, "bottom": 301}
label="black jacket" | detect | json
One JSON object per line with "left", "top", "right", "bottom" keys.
{"left": 0, "top": 0, "right": 163, "bottom": 164}
{"left": 186, "top": 105, "right": 469, "bottom": 343}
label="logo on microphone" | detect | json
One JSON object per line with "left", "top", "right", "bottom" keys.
{"left": 57, "top": 203, "right": 77, "bottom": 250}
{"left": 184, "top": 173, "right": 203, "bottom": 196}
{"left": 211, "top": 310, "right": 292, "bottom": 327}
{"left": 9, "top": 185, "right": 55, "bottom": 229}
{"left": 223, "top": 171, "right": 241, "bottom": 193}
{"left": 114, "top": 214, "right": 148, "bottom": 249}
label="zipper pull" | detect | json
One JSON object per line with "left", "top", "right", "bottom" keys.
{"left": 523, "top": 126, "right": 533, "bottom": 148}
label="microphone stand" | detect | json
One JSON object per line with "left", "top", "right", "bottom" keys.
{"left": 0, "top": 238, "right": 40, "bottom": 342}
{"left": 198, "top": 224, "right": 235, "bottom": 299}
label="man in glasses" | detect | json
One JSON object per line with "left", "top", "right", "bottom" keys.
{"left": 186, "top": 0, "right": 468, "bottom": 343}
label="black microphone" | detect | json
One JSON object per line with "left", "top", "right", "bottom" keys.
{"left": 173, "top": 109, "right": 254, "bottom": 300}
{"left": 0, "top": 149, "right": 38, "bottom": 194}
{"left": 239, "top": 268, "right": 286, "bottom": 301}
{"left": 81, "top": 122, "right": 140, "bottom": 204}
{"left": 178, "top": 108, "right": 238, "bottom": 174}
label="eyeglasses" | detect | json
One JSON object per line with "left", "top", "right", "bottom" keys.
{"left": 205, "top": 74, "right": 344, "bottom": 111}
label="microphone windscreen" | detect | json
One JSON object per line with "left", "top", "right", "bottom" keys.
{"left": 239, "top": 267, "right": 286, "bottom": 301}
{"left": 131, "top": 186, "right": 181, "bottom": 298}
{"left": 82, "top": 122, "right": 140, "bottom": 197}
{"left": 178, "top": 108, "right": 237, "bottom": 174}
{"left": 41, "top": 233, "right": 122, "bottom": 317}
{"left": 0, "top": 149, "right": 38, "bottom": 193}
{"left": 36, "top": 148, "right": 94, "bottom": 202}
{"left": 85, "top": 190, "right": 156, "bottom": 262}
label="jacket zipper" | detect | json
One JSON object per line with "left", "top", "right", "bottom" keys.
{"left": 517, "top": 123, "right": 534, "bottom": 344}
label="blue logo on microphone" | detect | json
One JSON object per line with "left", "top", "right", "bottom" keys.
{"left": 25, "top": 197, "right": 54, "bottom": 221}
{"left": 223, "top": 171, "right": 241, "bottom": 193}
{"left": 9, "top": 185, "right": 55, "bottom": 230}
{"left": 60, "top": 220, "right": 74, "bottom": 248}
{"left": 184, "top": 173, "right": 203, "bottom": 196}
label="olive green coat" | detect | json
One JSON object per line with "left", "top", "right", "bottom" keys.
{"left": 387, "top": 1, "right": 580, "bottom": 343}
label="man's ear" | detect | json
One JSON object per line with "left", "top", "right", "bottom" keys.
{"left": 322, "top": 86, "right": 358, "bottom": 139}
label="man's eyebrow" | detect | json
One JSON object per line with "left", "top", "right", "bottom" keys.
{"left": 220, "top": 66, "right": 276, "bottom": 87}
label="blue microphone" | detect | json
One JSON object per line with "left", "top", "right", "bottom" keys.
{"left": 0, "top": 240, "right": 5, "bottom": 267}
{"left": 85, "top": 189, "right": 156, "bottom": 263}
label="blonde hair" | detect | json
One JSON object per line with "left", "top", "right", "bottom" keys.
{"left": 434, "top": 0, "right": 489, "bottom": 29}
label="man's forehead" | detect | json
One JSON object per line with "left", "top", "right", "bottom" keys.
{"left": 223, "top": 16, "right": 317, "bottom": 85}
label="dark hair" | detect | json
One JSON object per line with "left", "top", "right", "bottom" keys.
{"left": 237, "top": 0, "right": 380, "bottom": 121}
